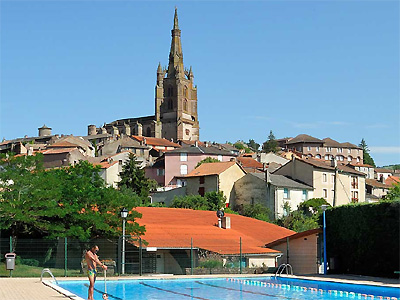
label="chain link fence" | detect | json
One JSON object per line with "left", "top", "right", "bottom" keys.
{"left": 0, "top": 236, "right": 281, "bottom": 277}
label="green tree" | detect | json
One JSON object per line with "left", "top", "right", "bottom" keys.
{"left": 170, "top": 191, "right": 226, "bottom": 211}
{"left": 118, "top": 153, "right": 156, "bottom": 198}
{"left": 247, "top": 139, "right": 260, "bottom": 152}
{"left": 274, "top": 201, "right": 320, "bottom": 232}
{"left": 196, "top": 157, "right": 220, "bottom": 168}
{"left": 0, "top": 154, "right": 144, "bottom": 241}
{"left": 233, "top": 142, "right": 245, "bottom": 150}
{"left": 359, "top": 138, "right": 376, "bottom": 167}
{"left": 241, "top": 204, "right": 271, "bottom": 222}
{"left": 262, "top": 130, "right": 278, "bottom": 153}
{"left": 385, "top": 183, "right": 400, "bottom": 201}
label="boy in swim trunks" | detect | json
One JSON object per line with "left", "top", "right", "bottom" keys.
{"left": 85, "top": 245, "right": 107, "bottom": 300}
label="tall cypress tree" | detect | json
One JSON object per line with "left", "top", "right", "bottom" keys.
{"left": 359, "top": 138, "right": 376, "bottom": 167}
{"left": 118, "top": 153, "right": 153, "bottom": 197}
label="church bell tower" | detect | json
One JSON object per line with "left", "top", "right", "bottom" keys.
{"left": 155, "top": 8, "right": 199, "bottom": 142}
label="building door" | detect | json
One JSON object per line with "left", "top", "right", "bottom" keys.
{"left": 156, "top": 252, "right": 165, "bottom": 274}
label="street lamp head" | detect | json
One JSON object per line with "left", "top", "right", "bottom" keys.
{"left": 120, "top": 207, "right": 129, "bottom": 219}
{"left": 321, "top": 204, "right": 330, "bottom": 212}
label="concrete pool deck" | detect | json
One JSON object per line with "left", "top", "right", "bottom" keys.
{"left": 1, "top": 274, "right": 399, "bottom": 300}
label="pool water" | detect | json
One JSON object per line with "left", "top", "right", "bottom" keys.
{"left": 57, "top": 277, "right": 400, "bottom": 300}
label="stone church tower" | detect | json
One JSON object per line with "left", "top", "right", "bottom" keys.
{"left": 88, "top": 8, "right": 199, "bottom": 141}
{"left": 155, "top": 8, "right": 200, "bottom": 141}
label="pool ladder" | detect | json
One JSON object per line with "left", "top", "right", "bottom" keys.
{"left": 274, "top": 264, "right": 293, "bottom": 277}
{"left": 40, "top": 268, "right": 58, "bottom": 284}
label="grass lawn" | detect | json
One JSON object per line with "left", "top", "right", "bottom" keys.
{"left": 0, "top": 263, "right": 85, "bottom": 277}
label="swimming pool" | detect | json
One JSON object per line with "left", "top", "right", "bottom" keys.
{"left": 56, "top": 277, "right": 400, "bottom": 300}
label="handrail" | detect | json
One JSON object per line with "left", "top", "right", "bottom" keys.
{"left": 274, "top": 263, "right": 293, "bottom": 277}
{"left": 40, "top": 268, "right": 58, "bottom": 285}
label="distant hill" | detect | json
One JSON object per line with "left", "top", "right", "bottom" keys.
{"left": 381, "top": 164, "right": 400, "bottom": 171}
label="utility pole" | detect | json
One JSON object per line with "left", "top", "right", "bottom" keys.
{"left": 333, "top": 158, "right": 338, "bottom": 207}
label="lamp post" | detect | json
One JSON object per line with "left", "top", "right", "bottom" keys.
{"left": 120, "top": 208, "right": 129, "bottom": 275}
{"left": 321, "top": 204, "right": 329, "bottom": 275}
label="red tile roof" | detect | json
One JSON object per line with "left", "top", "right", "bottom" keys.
{"left": 265, "top": 228, "right": 322, "bottom": 248}
{"left": 43, "top": 148, "right": 78, "bottom": 154}
{"left": 133, "top": 207, "right": 295, "bottom": 255}
{"left": 185, "top": 161, "right": 239, "bottom": 177}
{"left": 386, "top": 176, "right": 400, "bottom": 186}
{"left": 365, "top": 179, "right": 391, "bottom": 189}
{"left": 47, "top": 141, "right": 79, "bottom": 148}
{"left": 94, "top": 161, "right": 118, "bottom": 169}
{"left": 131, "top": 136, "right": 181, "bottom": 148}
{"left": 237, "top": 157, "right": 263, "bottom": 169}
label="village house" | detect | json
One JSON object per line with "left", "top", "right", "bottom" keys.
{"left": 98, "top": 136, "right": 150, "bottom": 158}
{"left": 374, "top": 167, "right": 393, "bottom": 183}
{"left": 284, "top": 134, "right": 363, "bottom": 164}
{"left": 234, "top": 172, "right": 314, "bottom": 219}
{"left": 273, "top": 157, "right": 366, "bottom": 206}
{"left": 265, "top": 228, "right": 322, "bottom": 275}
{"left": 184, "top": 161, "right": 246, "bottom": 206}
{"left": 347, "top": 163, "right": 375, "bottom": 179}
{"left": 365, "top": 179, "right": 391, "bottom": 202}
{"left": 146, "top": 143, "right": 235, "bottom": 187}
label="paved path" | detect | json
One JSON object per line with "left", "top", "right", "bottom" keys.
{"left": 1, "top": 274, "right": 399, "bottom": 300}
{"left": 0, "top": 278, "right": 71, "bottom": 300}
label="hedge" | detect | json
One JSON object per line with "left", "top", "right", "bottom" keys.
{"left": 325, "top": 200, "right": 399, "bottom": 278}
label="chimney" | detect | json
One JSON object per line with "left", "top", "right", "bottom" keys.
{"left": 195, "top": 140, "right": 198, "bottom": 147}
{"left": 27, "top": 146, "right": 33, "bottom": 156}
{"left": 265, "top": 170, "right": 271, "bottom": 183}
{"left": 331, "top": 157, "right": 337, "bottom": 168}
{"left": 221, "top": 216, "right": 231, "bottom": 229}
{"left": 143, "top": 138, "right": 147, "bottom": 145}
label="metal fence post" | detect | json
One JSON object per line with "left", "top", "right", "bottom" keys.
{"left": 190, "top": 238, "right": 193, "bottom": 275}
{"left": 239, "top": 237, "right": 242, "bottom": 274}
{"left": 64, "top": 237, "right": 67, "bottom": 277}
{"left": 139, "top": 237, "right": 142, "bottom": 276}
{"left": 117, "top": 237, "right": 121, "bottom": 276}
{"left": 9, "top": 236, "right": 12, "bottom": 278}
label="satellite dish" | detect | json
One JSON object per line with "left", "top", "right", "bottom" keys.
{"left": 216, "top": 210, "right": 224, "bottom": 218}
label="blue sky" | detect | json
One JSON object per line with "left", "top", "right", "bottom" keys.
{"left": 1, "top": 1, "right": 399, "bottom": 166}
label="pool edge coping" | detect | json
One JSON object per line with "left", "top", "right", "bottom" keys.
{"left": 43, "top": 280, "right": 86, "bottom": 300}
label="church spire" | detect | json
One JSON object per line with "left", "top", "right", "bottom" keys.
{"left": 167, "top": 7, "right": 184, "bottom": 78}
{"left": 173, "top": 7, "right": 179, "bottom": 30}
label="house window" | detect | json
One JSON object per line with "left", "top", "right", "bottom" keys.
{"left": 351, "top": 176, "right": 358, "bottom": 189}
{"left": 217, "top": 155, "right": 223, "bottom": 161}
{"left": 199, "top": 176, "right": 205, "bottom": 184}
{"left": 338, "top": 148, "right": 343, "bottom": 153}
{"left": 351, "top": 191, "right": 359, "bottom": 203}
{"left": 323, "top": 189, "right": 328, "bottom": 199}
{"left": 316, "top": 146, "right": 320, "bottom": 152}
{"left": 316, "top": 154, "right": 321, "bottom": 159}
{"left": 326, "top": 147, "right": 332, "bottom": 152}
{"left": 348, "top": 149, "right": 351, "bottom": 154}
{"left": 119, "top": 160, "right": 123, "bottom": 165}
{"left": 168, "top": 99, "right": 173, "bottom": 110}
{"left": 302, "top": 190, "right": 308, "bottom": 200}
{"left": 183, "top": 99, "right": 188, "bottom": 111}
{"left": 180, "top": 164, "right": 188, "bottom": 175}
{"left": 283, "top": 188, "right": 290, "bottom": 199}
{"left": 357, "top": 157, "right": 360, "bottom": 163}
{"left": 323, "top": 173, "right": 327, "bottom": 182}
{"left": 180, "top": 152, "right": 187, "bottom": 162}
{"left": 198, "top": 186, "right": 205, "bottom": 197}
{"left": 348, "top": 156, "right": 352, "bottom": 162}
{"left": 324, "top": 154, "right": 330, "bottom": 160}
{"left": 307, "top": 146, "right": 311, "bottom": 151}
{"left": 157, "top": 169, "right": 165, "bottom": 176}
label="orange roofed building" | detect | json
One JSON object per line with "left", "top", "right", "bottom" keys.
{"left": 132, "top": 207, "right": 295, "bottom": 274}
